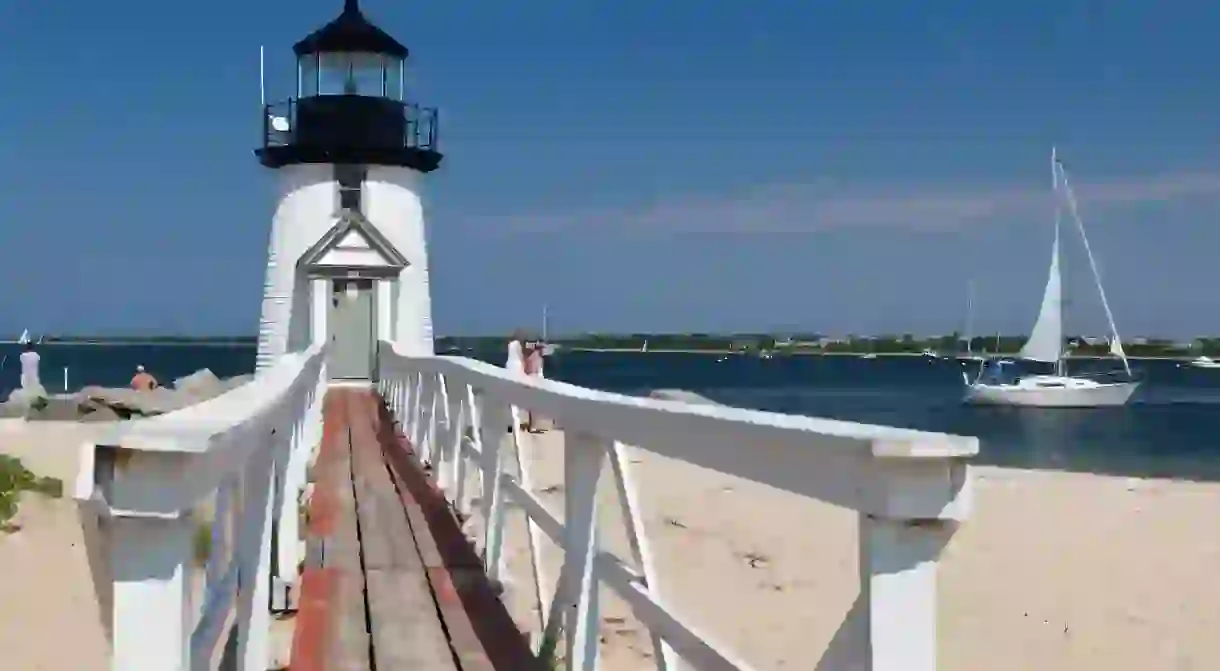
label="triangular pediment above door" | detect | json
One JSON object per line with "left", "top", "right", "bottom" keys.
{"left": 298, "top": 208, "right": 408, "bottom": 275}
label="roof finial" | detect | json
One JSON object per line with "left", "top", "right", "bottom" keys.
{"left": 344, "top": 0, "right": 360, "bottom": 14}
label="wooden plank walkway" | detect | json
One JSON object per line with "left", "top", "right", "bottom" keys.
{"left": 290, "top": 388, "right": 537, "bottom": 671}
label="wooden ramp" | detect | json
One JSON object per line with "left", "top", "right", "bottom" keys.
{"left": 290, "top": 388, "right": 537, "bottom": 671}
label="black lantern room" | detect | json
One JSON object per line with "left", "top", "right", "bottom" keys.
{"left": 256, "top": 0, "right": 442, "bottom": 172}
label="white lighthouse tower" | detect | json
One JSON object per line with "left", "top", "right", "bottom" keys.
{"left": 255, "top": 0, "right": 442, "bottom": 380}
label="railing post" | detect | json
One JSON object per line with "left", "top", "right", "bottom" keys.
{"left": 441, "top": 385, "right": 465, "bottom": 493}
{"left": 858, "top": 455, "right": 972, "bottom": 671}
{"left": 409, "top": 372, "right": 425, "bottom": 452}
{"left": 396, "top": 376, "right": 408, "bottom": 427}
{"left": 274, "top": 406, "right": 309, "bottom": 608}
{"left": 610, "top": 442, "right": 671, "bottom": 670}
{"left": 234, "top": 430, "right": 283, "bottom": 671}
{"left": 418, "top": 374, "right": 439, "bottom": 464}
{"left": 452, "top": 385, "right": 479, "bottom": 516}
{"left": 431, "top": 374, "right": 450, "bottom": 473}
{"left": 109, "top": 513, "right": 196, "bottom": 671}
{"left": 476, "top": 397, "right": 510, "bottom": 583}
{"left": 542, "top": 431, "right": 605, "bottom": 671}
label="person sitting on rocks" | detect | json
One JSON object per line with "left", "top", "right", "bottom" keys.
{"left": 130, "top": 365, "right": 159, "bottom": 391}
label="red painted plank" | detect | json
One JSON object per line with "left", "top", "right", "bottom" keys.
{"left": 288, "top": 568, "right": 334, "bottom": 671}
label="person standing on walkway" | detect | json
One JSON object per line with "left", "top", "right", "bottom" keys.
{"left": 524, "top": 342, "right": 546, "bottom": 432}
{"left": 506, "top": 330, "right": 528, "bottom": 432}
{"left": 19, "top": 342, "right": 43, "bottom": 395}
{"left": 506, "top": 330, "right": 526, "bottom": 375}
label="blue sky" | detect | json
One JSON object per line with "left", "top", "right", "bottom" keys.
{"left": 1, "top": 1, "right": 1218, "bottom": 337}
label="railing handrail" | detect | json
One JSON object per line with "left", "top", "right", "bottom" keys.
{"left": 382, "top": 343, "right": 976, "bottom": 458}
{"left": 98, "top": 346, "right": 320, "bottom": 454}
{"left": 76, "top": 344, "right": 326, "bottom": 520}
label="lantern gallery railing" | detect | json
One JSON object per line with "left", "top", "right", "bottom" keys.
{"left": 262, "top": 96, "right": 439, "bottom": 154}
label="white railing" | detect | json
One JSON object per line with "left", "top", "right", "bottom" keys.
{"left": 377, "top": 341, "right": 977, "bottom": 671}
{"left": 73, "top": 344, "right": 328, "bottom": 671}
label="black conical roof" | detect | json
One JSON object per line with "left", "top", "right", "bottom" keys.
{"left": 293, "top": 0, "right": 408, "bottom": 58}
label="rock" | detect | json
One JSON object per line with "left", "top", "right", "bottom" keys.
{"left": 648, "top": 389, "right": 722, "bottom": 406}
{"left": 172, "top": 369, "right": 225, "bottom": 402}
{"left": 220, "top": 374, "right": 254, "bottom": 393}
{"left": 24, "top": 395, "right": 85, "bottom": 422}
{"left": 77, "top": 404, "right": 121, "bottom": 423}
{"left": 77, "top": 386, "right": 190, "bottom": 418}
{"left": 3, "top": 387, "right": 49, "bottom": 420}
{"left": 3, "top": 369, "right": 255, "bottom": 423}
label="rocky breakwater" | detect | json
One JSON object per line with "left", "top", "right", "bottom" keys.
{"left": 0, "top": 369, "right": 254, "bottom": 422}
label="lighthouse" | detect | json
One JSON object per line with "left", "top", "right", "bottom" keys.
{"left": 255, "top": 0, "right": 442, "bottom": 380}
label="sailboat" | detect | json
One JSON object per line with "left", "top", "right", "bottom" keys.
{"left": 959, "top": 281, "right": 987, "bottom": 362}
{"left": 539, "top": 304, "right": 557, "bottom": 356}
{"left": 963, "top": 148, "right": 1141, "bottom": 407}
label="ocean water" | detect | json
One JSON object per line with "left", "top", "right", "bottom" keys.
{"left": 3, "top": 345, "right": 1217, "bottom": 481}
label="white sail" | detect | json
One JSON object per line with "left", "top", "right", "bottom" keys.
{"left": 17, "top": 329, "right": 29, "bottom": 345}
{"left": 1109, "top": 337, "right": 1126, "bottom": 359}
{"left": 1019, "top": 229, "right": 1063, "bottom": 363}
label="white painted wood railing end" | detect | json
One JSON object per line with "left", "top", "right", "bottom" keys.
{"left": 72, "top": 344, "right": 328, "bottom": 671}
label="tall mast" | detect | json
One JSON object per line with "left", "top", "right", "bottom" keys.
{"left": 542, "top": 303, "right": 549, "bottom": 342}
{"left": 1054, "top": 155, "right": 1132, "bottom": 376}
{"left": 965, "top": 280, "right": 975, "bottom": 355}
{"left": 1052, "top": 147, "right": 1065, "bottom": 376}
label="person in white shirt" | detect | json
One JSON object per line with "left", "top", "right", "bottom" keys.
{"left": 506, "top": 330, "right": 526, "bottom": 375}
{"left": 505, "top": 330, "right": 528, "bottom": 432}
{"left": 19, "top": 342, "right": 42, "bottom": 393}
{"left": 524, "top": 342, "right": 546, "bottom": 432}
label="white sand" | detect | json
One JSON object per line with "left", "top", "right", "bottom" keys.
{"left": 464, "top": 428, "right": 1220, "bottom": 670}
{"left": 0, "top": 421, "right": 116, "bottom": 670}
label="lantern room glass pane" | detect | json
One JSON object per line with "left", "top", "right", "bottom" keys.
{"left": 315, "top": 52, "right": 394, "bottom": 96}
{"left": 299, "top": 55, "right": 319, "bottom": 97}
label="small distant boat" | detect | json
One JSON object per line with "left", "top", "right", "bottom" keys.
{"left": 861, "top": 352, "right": 877, "bottom": 360}
{"left": 921, "top": 348, "right": 939, "bottom": 359}
{"left": 539, "top": 304, "right": 557, "bottom": 356}
{"left": 1186, "top": 356, "right": 1220, "bottom": 369}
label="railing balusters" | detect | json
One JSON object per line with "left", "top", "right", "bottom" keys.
{"left": 77, "top": 346, "right": 326, "bottom": 670}
{"left": 609, "top": 441, "right": 671, "bottom": 670}
{"left": 508, "top": 408, "right": 551, "bottom": 651}
{"left": 376, "top": 343, "right": 976, "bottom": 671}
{"left": 410, "top": 372, "right": 425, "bottom": 453}
{"left": 556, "top": 431, "right": 606, "bottom": 670}
{"left": 477, "top": 397, "right": 511, "bottom": 584}
{"left": 442, "top": 381, "right": 465, "bottom": 494}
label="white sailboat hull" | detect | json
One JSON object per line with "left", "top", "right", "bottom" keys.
{"left": 964, "top": 376, "right": 1140, "bottom": 407}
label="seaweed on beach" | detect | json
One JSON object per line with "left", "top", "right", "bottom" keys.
{"left": 0, "top": 455, "right": 64, "bottom": 531}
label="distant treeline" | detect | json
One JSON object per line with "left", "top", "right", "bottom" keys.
{"left": 30, "top": 333, "right": 1220, "bottom": 357}
{"left": 40, "top": 335, "right": 257, "bottom": 345}
{"left": 438, "top": 333, "right": 1220, "bottom": 357}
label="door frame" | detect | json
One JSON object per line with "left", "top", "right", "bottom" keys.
{"left": 309, "top": 270, "right": 395, "bottom": 382}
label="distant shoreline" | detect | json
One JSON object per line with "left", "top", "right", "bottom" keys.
{"left": 563, "top": 348, "right": 1195, "bottom": 362}
{"left": 0, "top": 341, "right": 251, "bottom": 347}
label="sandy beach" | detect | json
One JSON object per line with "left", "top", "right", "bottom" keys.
{"left": 468, "top": 427, "right": 1220, "bottom": 670}
{"left": 0, "top": 420, "right": 115, "bottom": 670}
